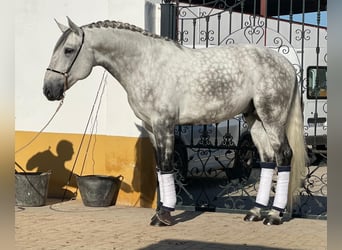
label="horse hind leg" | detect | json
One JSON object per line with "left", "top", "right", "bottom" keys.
{"left": 243, "top": 116, "right": 277, "bottom": 222}
{"left": 244, "top": 119, "right": 292, "bottom": 225}
{"left": 264, "top": 135, "right": 292, "bottom": 225}
{"left": 260, "top": 123, "right": 293, "bottom": 226}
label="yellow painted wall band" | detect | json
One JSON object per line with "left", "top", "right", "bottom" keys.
{"left": 15, "top": 131, "right": 157, "bottom": 208}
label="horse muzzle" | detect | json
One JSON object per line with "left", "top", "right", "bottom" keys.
{"left": 43, "top": 83, "right": 65, "bottom": 101}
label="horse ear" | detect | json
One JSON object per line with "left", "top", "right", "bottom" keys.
{"left": 67, "top": 16, "right": 82, "bottom": 36}
{"left": 54, "top": 19, "right": 69, "bottom": 33}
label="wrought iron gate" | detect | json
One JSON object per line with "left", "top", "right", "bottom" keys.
{"left": 160, "top": 0, "right": 327, "bottom": 218}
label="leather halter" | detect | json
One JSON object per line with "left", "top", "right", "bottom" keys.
{"left": 46, "top": 28, "right": 85, "bottom": 92}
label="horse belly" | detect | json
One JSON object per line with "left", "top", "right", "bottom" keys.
{"left": 178, "top": 92, "right": 252, "bottom": 125}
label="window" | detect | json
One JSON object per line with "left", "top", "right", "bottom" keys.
{"left": 307, "top": 66, "right": 327, "bottom": 99}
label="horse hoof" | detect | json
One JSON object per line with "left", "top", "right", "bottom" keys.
{"left": 156, "top": 210, "right": 175, "bottom": 226}
{"left": 150, "top": 213, "right": 169, "bottom": 226}
{"left": 263, "top": 216, "right": 282, "bottom": 225}
{"left": 243, "top": 212, "right": 263, "bottom": 222}
{"left": 150, "top": 213, "right": 157, "bottom": 222}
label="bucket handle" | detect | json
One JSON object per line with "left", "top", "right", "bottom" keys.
{"left": 15, "top": 161, "right": 52, "bottom": 175}
{"left": 15, "top": 161, "right": 26, "bottom": 173}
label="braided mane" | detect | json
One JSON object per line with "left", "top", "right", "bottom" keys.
{"left": 84, "top": 20, "right": 171, "bottom": 41}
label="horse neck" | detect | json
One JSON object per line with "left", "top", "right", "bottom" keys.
{"left": 86, "top": 27, "right": 155, "bottom": 88}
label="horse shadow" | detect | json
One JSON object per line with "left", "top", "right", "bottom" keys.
{"left": 173, "top": 210, "right": 204, "bottom": 224}
{"left": 26, "top": 140, "right": 77, "bottom": 200}
{"left": 140, "top": 240, "right": 287, "bottom": 250}
{"left": 131, "top": 124, "right": 157, "bottom": 208}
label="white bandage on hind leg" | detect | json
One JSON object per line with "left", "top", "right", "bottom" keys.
{"left": 272, "top": 169, "right": 290, "bottom": 211}
{"left": 157, "top": 171, "right": 164, "bottom": 204}
{"left": 256, "top": 167, "right": 274, "bottom": 207}
{"left": 160, "top": 173, "right": 176, "bottom": 211}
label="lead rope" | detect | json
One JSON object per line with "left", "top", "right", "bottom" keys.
{"left": 15, "top": 99, "right": 64, "bottom": 155}
{"left": 62, "top": 70, "right": 108, "bottom": 201}
{"left": 15, "top": 70, "right": 108, "bottom": 203}
{"left": 14, "top": 95, "right": 65, "bottom": 206}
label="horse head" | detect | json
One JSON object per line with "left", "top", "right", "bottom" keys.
{"left": 43, "top": 17, "right": 94, "bottom": 101}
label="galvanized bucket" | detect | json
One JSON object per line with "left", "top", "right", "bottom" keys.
{"left": 15, "top": 172, "right": 51, "bottom": 207}
{"left": 76, "top": 175, "right": 123, "bottom": 207}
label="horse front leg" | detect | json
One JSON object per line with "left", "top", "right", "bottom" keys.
{"left": 149, "top": 120, "right": 177, "bottom": 226}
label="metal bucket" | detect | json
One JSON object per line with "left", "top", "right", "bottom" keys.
{"left": 76, "top": 175, "right": 123, "bottom": 207}
{"left": 15, "top": 172, "right": 51, "bottom": 207}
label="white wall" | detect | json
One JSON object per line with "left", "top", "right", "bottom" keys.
{"left": 15, "top": 0, "right": 150, "bottom": 137}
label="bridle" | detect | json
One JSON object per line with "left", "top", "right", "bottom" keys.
{"left": 46, "top": 28, "right": 85, "bottom": 93}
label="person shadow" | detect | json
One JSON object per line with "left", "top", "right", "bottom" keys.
{"left": 26, "top": 140, "right": 77, "bottom": 200}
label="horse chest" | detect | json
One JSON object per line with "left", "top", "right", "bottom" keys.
{"left": 126, "top": 87, "right": 176, "bottom": 123}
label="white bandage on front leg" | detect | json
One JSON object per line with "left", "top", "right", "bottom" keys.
{"left": 160, "top": 173, "right": 177, "bottom": 210}
{"left": 157, "top": 171, "right": 164, "bottom": 204}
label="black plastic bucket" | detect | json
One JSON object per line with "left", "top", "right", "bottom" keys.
{"left": 76, "top": 175, "right": 123, "bottom": 207}
{"left": 15, "top": 172, "right": 51, "bottom": 207}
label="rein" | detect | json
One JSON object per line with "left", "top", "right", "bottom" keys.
{"left": 46, "top": 28, "right": 85, "bottom": 92}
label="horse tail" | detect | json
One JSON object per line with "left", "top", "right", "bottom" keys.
{"left": 286, "top": 80, "right": 308, "bottom": 213}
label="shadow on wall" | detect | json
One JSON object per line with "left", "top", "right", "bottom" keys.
{"left": 131, "top": 124, "right": 157, "bottom": 208}
{"left": 26, "top": 140, "right": 77, "bottom": 199}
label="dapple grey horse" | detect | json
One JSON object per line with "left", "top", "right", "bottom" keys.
{"left": 43, "top": 17, "right": 307, "bottom": 226}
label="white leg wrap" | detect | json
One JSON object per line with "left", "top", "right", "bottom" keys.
{"left": 160, "top": 173, "right": 176, "bottom": 210}
{"left": 256, "top": 168, "right": 274, "bottom": 207}
{"left": 157, "top": 171, "right": 164, "bottom": 204}
{"left": 273, "top": 171, "right": 290, "bottom": 210}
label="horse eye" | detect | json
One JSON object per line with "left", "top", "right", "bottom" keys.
{"left": 64, "top": 48, "right": 75, "bottom": 55}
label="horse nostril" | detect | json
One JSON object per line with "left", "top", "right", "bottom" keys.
{"left": 43, "top": 84, "right": 64, "bottom": 101}
{"left": 59, "top": 88, "right": 64, "bottom": 98}
{"left": 44, "top": 88, "right": 50, "bottom": 98}
{"left": 43, "top": 87, "right": 55, "bottom": 100}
